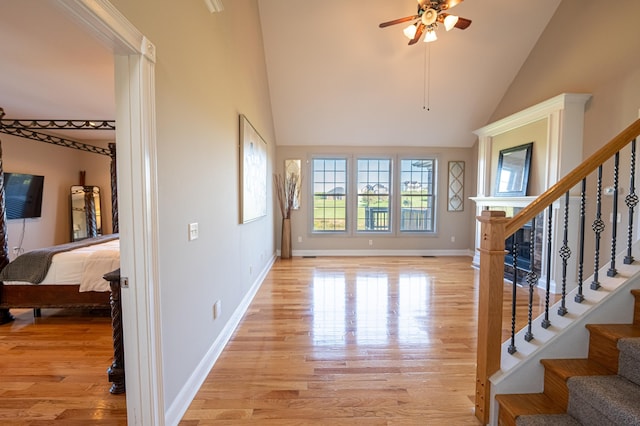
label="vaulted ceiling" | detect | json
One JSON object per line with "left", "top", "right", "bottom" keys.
{"left": 258, "top": 0, "right": 561, "bottom": 147}
{"left": 0, "top": 0, "right": 562, "bottom": 147}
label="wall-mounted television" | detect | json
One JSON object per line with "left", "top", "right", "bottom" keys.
{"left": 4, "top": 173, "right": 45, "bottom": 220}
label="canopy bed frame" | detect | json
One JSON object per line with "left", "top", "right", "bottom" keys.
{"left": 0, "top": 107, "right": 124, "bottom": 394}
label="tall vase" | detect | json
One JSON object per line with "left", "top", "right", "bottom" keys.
{"left": 281, "top": 217, "right": 292, "bottom": 259}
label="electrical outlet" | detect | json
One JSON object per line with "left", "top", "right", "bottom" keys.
{"left": 451, "top": 236, "right": 455, "bottom": 243}
{"left": 298, "top": 236, "right": 302, "bottom": 243}
{"left": 369, "top": 239, "right": 373, "bottom": 246}
{"left": 213, "top": 300, "right": 222, "bottom": 319}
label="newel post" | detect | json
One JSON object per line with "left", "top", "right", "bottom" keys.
{"left": 475, "top": 210, "right": 508, "bottom": 424}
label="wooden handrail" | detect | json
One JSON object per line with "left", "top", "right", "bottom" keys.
{"left": 475, "top": 117, "right": 640, "bottom": 424}
{"left": 505, "top": 118, "right": 640, "bottom": 237}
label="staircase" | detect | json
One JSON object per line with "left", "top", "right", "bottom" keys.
{"left": 496, "top": 289, "right": 640, "bottom": 425}
{"left": 474, "top": 118, "right": 640, "bottom": 424}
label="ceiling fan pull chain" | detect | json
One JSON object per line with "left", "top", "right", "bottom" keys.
{"left": 423, "top": 43, "right": 431, "bottom": 111}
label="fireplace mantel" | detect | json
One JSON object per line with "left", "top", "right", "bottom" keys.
{"left": 470, "top": 196, "right": 537, "bottom": 208}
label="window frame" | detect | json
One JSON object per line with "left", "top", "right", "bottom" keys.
{"left": 355, "top": 156, "right": 393, "bottom": 234}
{"left": 307, "top": 154, "right": 438, "bottom": 236}
{"left": 397, "top": 156, "right": 437, "bottom": 234}
{"left": 310, "top": 156, "right": 350, "bottom": 234}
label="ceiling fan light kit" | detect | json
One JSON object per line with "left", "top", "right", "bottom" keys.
{"left": 380, "top": 0, "right": 471, "bottom": 45}
{"left": 424, "top": 30, "right": 438, "bottom": 43}
{"left": 403, "top": 24, "right": 418, "bottom": 39}
{"left": 443, "top": 14, "right": 459, "bottom": 31}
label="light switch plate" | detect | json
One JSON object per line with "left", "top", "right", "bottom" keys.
{"left": 188, "top": 222, "right": 198, "bottom": 240}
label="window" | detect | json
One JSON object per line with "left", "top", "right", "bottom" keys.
{"left": 400, "top": 159, "right": 435, "bottom": 232}
{"left": 357, "top": 158, "right": 391, "bottom": 232}
{"left": 312, "top": 158, "right": 347, "bottom": 231}
{"left": 310, "top": 156, "right": 436, "bottom": 234}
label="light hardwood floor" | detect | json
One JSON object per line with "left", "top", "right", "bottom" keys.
{"left": 180, "top": 256, "right": 548, "bottom": 425}
{"left": 0, "top": 256, "right": 548, "bottom": 425}
{"left": 0, "top": 307, "right": 127, "bottom": 425}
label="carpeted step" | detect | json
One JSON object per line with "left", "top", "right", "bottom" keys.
{"left": 618, "top": 337, "right": 640, "bottom": 386}
{"left": 540, "top": 358, "right": 613, "bottom": 409}
{"left": 585, "top": 324, "right": 640, "bottom": 371}
{"left": 567, "top": 375, "right": 640, "bottom": 426}
{"left": 516, "top": 413, "right": 580, "bottom": 426}
{"left": 496, "top": 392, "right": 565, "bottom": 425}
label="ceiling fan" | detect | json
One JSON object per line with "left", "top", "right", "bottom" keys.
{"left": 379, "top": 0, "right": 472, "bottom": 45}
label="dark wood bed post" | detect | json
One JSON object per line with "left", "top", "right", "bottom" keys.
{"left": 109, "top": 143, "right": 118, "bottom": 233}
{"left": 103, "top": 268, "right": 125, "bottom": 394}
{"left": 0, "top": 135, "right": 14, "bottom": 324}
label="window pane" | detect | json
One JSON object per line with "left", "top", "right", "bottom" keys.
{"left": 312, "top": 158, "right": 347, "bottom": 231}
{"left": 400, "top": 159, "right": 435, "bottom": 232}
{"left": 357, "top": 158, "right": 391, "bottom": 232}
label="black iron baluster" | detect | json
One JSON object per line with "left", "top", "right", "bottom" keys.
{"left": 558, "top": 192, "right": 571, "bottom": 316}
{"left": 608, "top": 152, "right": 620, "bottom": 277}
{"left": 542, "top": 205, "right": 553, "bottom": 329}
{"left": 508, "top": 239, "right": 518, "bottom": 354}
{"left": 525, "top": 217, "right": 538, "bottom": 342}
{"left": 625, "top": 139, "right": 638, "bottom": 265}
{"left": 592, "top": 165, "right": 605, "bottom": 290}
{"left": 576, "top": 178, "right": 587, "bottom": 303}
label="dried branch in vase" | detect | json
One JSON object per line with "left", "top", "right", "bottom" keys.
{"left": 274, "top": 172, "right": 300, "bottom": 219}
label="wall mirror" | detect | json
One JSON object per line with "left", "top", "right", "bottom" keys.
{"left": 494, "top": 142, "right": 533, "bottom": 197}
{"left": 70, "top": 185, "right": 102, "bottom": 241}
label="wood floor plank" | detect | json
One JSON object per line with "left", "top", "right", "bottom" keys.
{"left": 0, "top": 308, "right": 126, "bottom": 425}
{"left": 180, "top": 256, "right": 545, "bottom": 424}
{"left": 0, "top": 256, "right": 545, "bottom": 424}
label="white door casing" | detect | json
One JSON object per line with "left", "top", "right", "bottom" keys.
{"left": 55, "top": 1, "right": 163, "bottom": 424}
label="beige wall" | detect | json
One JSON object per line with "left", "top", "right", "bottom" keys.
{"left": 1, "top": 133, "right": 112, "bottom": 256}
{"left": 109, "top": 0, "right": 276, "bottom": 409}
{"left": 490, "top": 119, "right": 547, "bottom": 196}
{"left": 491, "top": 0, "right": 640, "bottom": 145}
{"left": 488, "top": 0, "right": 640, "bottom": 277}
{"left": 276, "top": 145, "right": 476, "bottom": 253}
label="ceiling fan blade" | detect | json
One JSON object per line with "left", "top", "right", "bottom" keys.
{"left": 379, "top": 15, "right": 419, "bottom": 28}
{"left": 408, "top": 23, "right": 425, "bottom": 45}
{"left": 454, "top": 17, "right": 472, "bottom": 29}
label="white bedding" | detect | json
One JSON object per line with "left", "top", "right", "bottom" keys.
{"left": 5, "top": 239, "right": 119, "bottom": 292}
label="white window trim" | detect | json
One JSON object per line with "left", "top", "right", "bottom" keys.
{"left": 308, "top": 153, "right": 440, "bottom": 237}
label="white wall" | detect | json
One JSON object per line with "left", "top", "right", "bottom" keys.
{"left": 1, "top": 133, "right": 112, "bottom": 256}
{"left": 108, "top": 0, "right": 276, "bottom": 411}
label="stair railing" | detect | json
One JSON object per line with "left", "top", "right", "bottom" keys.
{"left": 475, "top": 118, "right": 640, "bottom": 424}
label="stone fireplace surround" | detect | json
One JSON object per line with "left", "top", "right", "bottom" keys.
{"left": 471, "top": 93, "right": 591, "bottom": 294}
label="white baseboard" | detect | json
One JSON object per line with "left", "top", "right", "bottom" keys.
{"left": 283, "top": 249, "right": 475, "bottom": 257}
{"left": 164, "top": 255, "right": 275, "bottom": 425}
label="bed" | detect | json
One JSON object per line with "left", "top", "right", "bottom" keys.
{"left": 0, "top": 233, "right": 119, "bottom": 313}
{"left": 0, "top": 233, "right": 125, "bottom": 393}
